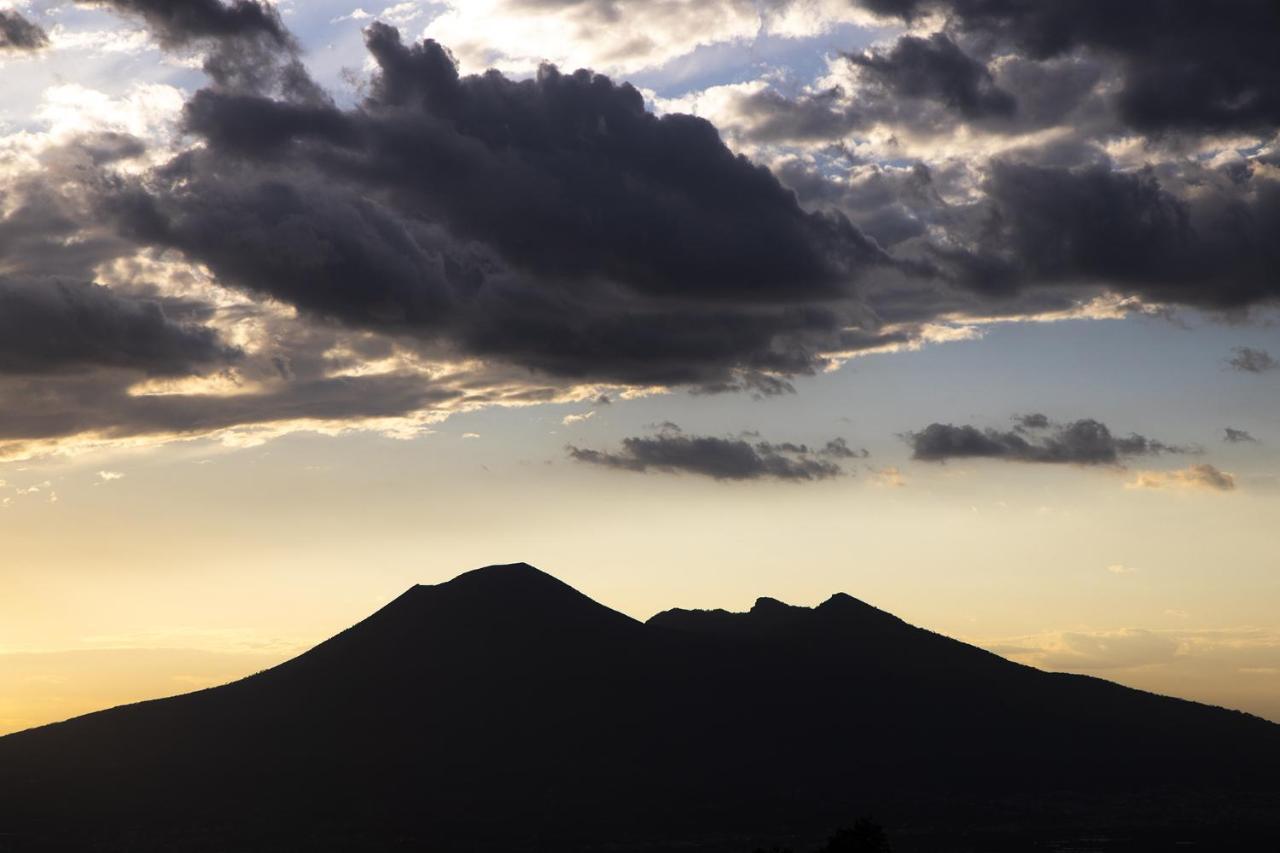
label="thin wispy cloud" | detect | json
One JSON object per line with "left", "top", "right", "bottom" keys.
{"left": 1228, "top": 347, "right": 1278, "bottom": 374}
{"left": 1128, "top": 464, "right": 1236, "bottom": 493}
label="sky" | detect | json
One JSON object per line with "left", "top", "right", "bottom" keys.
{"left": 0, "top": 0, "right": 1278, "bottom": 735}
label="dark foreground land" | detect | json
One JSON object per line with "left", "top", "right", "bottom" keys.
{"left": 1, "top": 563, "right": 1277, "bottom": 852}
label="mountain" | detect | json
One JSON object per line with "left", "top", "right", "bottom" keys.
{"left": 0, "top": 563, "right": 1276, "bottom": 852}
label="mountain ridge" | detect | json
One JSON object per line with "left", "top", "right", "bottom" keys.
{"left": 1, "top": 562, "right": 1276, "bottom": 852}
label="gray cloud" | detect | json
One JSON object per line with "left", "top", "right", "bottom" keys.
{"left": 1014, "top": 412, "right": 1050, "bottom": 429}
{"left": 857, "top": 1, "right": 1280, "bottom": 134}
{"left": 568, "top": 427, "right": 850, "bottom": 481}
{"left": 690, "top": 5, "right": 1280, "bottom": 317}
{"left": 1228, "top": 347, "right": 1278, "bottom": 374}
{"left": 908, "top": 418, "right": 1191, "bottom": 466}
{"left": 935, "top": 161, "right": 1280, "bottom": 308}
{"left": 97, "top": 23, "right": 906, "bottom": 391}
{"left": 818, "top": 437, "right": 868, "bottom": 459}
{"left": 847, "top": 33, "right": 1015, "bottom": 120}
{"left": 4, "top": 0, "right": 1275, "bottom": 458}
{"left": 85, "top": 0, "right": 321, "bottom": 98}
{"left": 1224, "top": 428, "right": 1257, "bottom": 444}
{"left": 0, "top": 277, "right": 236, "bottom": 377}
{"left": 86, "top": 0, "right": 286, "bottom": 45}
{"left": 0, "top": 10, "right": 47, "bottom": 50}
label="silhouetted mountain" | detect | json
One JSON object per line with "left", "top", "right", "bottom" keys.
{"left": 0, "top": 563, "right": 1276, "bottom": 852}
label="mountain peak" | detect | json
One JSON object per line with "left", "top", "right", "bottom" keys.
{"left": 280, "top": 562, "right": 641, "bottom": 676}
{"left": 817, "top": 591, "right": 893, "bottom": 614}
{"left": 436, "top": 561, "right": 556, "bottom": 589}
{"left": 393, "top": 561, "right": 639, "bottom": 631}
{"left": 749, "top": 595, "right": 796, "bottom": 615}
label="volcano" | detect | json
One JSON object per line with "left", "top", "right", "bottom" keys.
{"left": 1, "top": 563, "right": 1276, "bottom": 851}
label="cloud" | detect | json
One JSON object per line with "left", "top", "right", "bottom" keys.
{"left": 819, "top": 437, "right": 868, "bottom": 459}
{"left": 101, "top": 23, "right": 902, "bottom": 393}
{"left": 86, "top": 0, "right": 320, "bottom": 98}
{"left": 857, "top": 0, "right": 1280, "bottom": 134}
{"left": 847, "top": 33, "right": 1015, "bottom": 120}
{"left": 1225, "top": 427, "right": 1257, "bottom": 444}
{"left": 421, "top": 0, "right": 871, "bottom": 76}
{"left": 1228, "top": 347, "right": 1278, "bottom": 374}
{"left": 561, "top": 411, "right": 594, "bottom": 426}
{"left": 87, "top": 0, "right": 288, "bottom": 47}
{"left": 663, "top": 5, "right": 1280, "bottom": 316}
{"left": 1105, "top": 563, "right": 1139, "bottom": 575}
{"left": 568, "top": 427, "right": 850, "bottom": 481}
{"left": 3, "top": 1, "right": 1276, "bottom": 463}
{"left": 868, "top": 465, "right": 906, "bottom": 487}
{"left": 1044, "top": 629, "right": 1180, "bottom": 670}
{"left": 1128, "top": 464, "right": 1237, "bottom": 493}
{"left": 1014, "top": 412, "right": 1050, "bottom": 429}
{"left": 0, "top": 10, "right": 49, "bottom": 51}
{"left": 980, "top": 624, "right": 1280, "bottom": 720}
{"left": 331, "top": 9, "right": 374, "bottom": 24}
{"left": 908, "top": 417, "right": 1190, "bottom": 466}
{"left": 0, "top": 277, "right": 236, "bottom": 377}
{"left": 935, "top": 162, "right": 1280, "bottom": 308}
{"left": 990, "top": 628, "right": 1180, "bottom": 671}
{"left": 97, "top": 471, "right": 125, "bottom": 482}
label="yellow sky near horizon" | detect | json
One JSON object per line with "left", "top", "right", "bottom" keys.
{"left": 2, "top": 425, "right": 1277, "bottom": 736}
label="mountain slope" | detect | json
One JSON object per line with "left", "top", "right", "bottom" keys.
{"left": 0, "top": 562, "right": 1276, "bottom": 852}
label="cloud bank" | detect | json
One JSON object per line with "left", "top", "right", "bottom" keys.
{"left": 0, "top": 0, "right": 1275, "bottom": 461}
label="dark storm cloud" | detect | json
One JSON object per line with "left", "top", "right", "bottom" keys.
{"left": 1228, "top": 347, "right": 1278, "bottom": 374}
{"left": 936, "top": 161, "right": 1280, "bottom": 308}
{"left": 1014, "top": 413, "right": 1050, "bottom": 430}
{"left": 857, "top": 0, "right": 1280, "bottom": 134}
{"left": 0, "top": 277, "right": 235, "bottom": 376}
{"left": 188, "top": 22, "right": 889, "bottom": 297}
{"left": 8, "top": 2, "right": 1271, "bottom": 455}
{"left": 567, "top": 430, "right": 849, "bottom": 481}
{"left": 0, "top": 10, "right": 48, "bottom": 50}
{"left": 713, "top": 4, "right": 1280, "bottom": 319}
{"left": 99, "top": 23, "right": 905, "bottom": 390}
{"left": 908, "top": 418, "right": 1191, "bottom": 466}
{"left": 847, "top": 33, "right": 1015, "bottom": 120}
{"left": 1224, "top": 428, "right": 1257, "bottom": 444}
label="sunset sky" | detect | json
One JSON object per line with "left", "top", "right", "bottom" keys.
{"left": 1, "top": 0, "right": 1278, "bottom": 735}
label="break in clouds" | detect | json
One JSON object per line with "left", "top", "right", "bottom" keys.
{"left": 0, "top": 0, "right": 1277, "bottom": 460}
